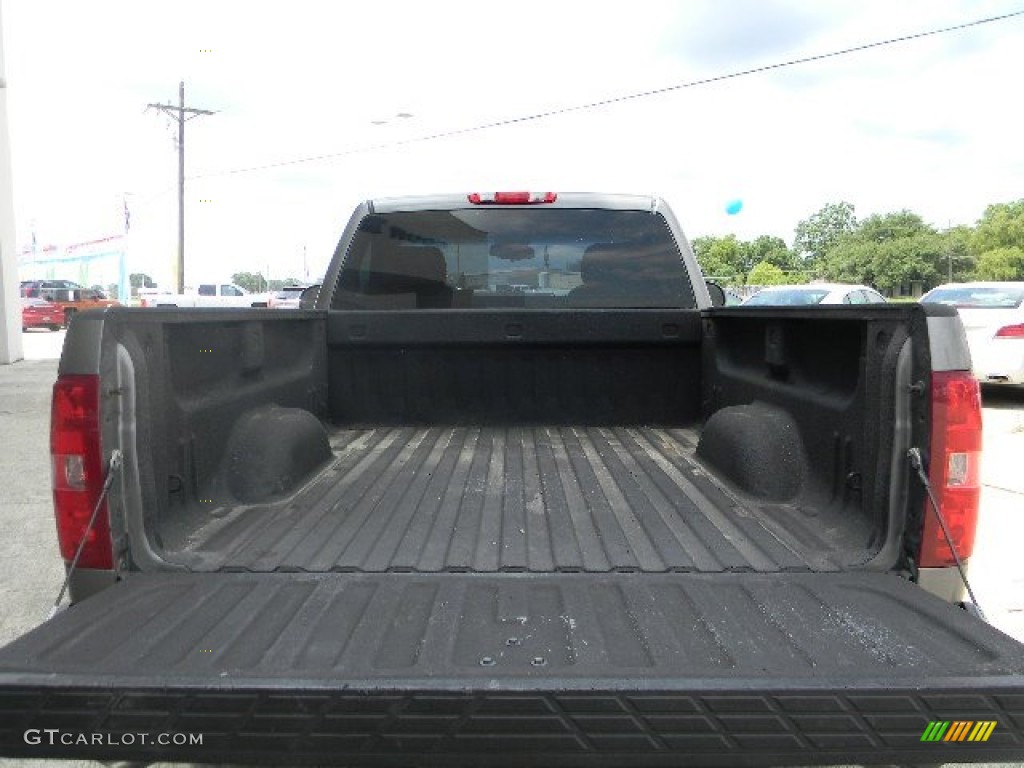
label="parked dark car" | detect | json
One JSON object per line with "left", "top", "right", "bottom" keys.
{"left": 20, "top": 279, "right": 82, "bottom": 298}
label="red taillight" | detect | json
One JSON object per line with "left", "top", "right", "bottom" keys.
{"left": 994, "top": 323, "right": 1024, "bottom": 338}
{"left": 468, "top": 191, "right": 557, "bottom": 205}
{"left": 918, "top": 370, "right": 982, "bottom": 568}
{"left": 51, "top": 374, "right": 113, "bottom": 569}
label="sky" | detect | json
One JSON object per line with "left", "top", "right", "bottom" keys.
{"left": 3, "top": 0, "right": 1024, "bottom": 287}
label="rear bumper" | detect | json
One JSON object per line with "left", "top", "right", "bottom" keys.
{"left": 2, "top": 680, "right": 1024, "bottom": 766}
{"left": 976, "top": 371, "right": 1024, "bottom": 385}
{"left": 972, "top": 338, "right": 1024, "bottom": 384}
{"left": 21, "top": 316, "right": 59, "bottom": 328}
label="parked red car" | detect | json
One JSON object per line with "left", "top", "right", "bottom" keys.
{"left": 20, "top": 279, "right": 119, "bottom": 326}
{"left": 21, "top": 298, "right": 63, "bottom": 332}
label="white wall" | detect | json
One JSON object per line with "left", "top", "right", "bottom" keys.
{"left": 0, "top": 1, "right": 25, "bottom": 364}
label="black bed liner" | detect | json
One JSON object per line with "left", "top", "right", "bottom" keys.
{"left": 1, "top": 571, "right": 1023, "bottom": 765}
{"left": 169, "top": 426, "right": 872, "bottom": 573}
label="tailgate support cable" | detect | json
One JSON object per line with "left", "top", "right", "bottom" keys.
{"left": 907, "top": 447, "right": 984, "bottom": 619}
{"left": 48, "top": 449, "right": 123, "bottom": 620}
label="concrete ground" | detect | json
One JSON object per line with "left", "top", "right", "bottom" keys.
{"left": 0, "top": 328, "right": 1022, "bottom": 768}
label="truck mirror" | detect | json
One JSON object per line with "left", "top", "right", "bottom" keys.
{"left": 706, "top": 281, "right": 726, "bottom": 307}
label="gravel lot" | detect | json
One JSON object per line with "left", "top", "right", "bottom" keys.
{"left": 1, "top": 328, "right": 1022, "bottom": 768}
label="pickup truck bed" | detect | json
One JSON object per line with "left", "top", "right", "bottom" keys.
{"left": 173, "top": 425, "right": 868, "bottom": 573}
{"left": 113, "top": 305, "right": 903, "bottom": 585}
{"left": 4, "top": 191, "right": 1024, "bottom": 765}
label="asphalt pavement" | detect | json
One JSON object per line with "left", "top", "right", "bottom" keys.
{"left": 0, "top": 329, "right": 1022, "bottom": 768}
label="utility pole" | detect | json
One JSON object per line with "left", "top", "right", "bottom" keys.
{"left": 948, "top": 219, "right": 954, "bottom": 283}
{"left": 147, "top": 81, "right": 214, "bottom": 293}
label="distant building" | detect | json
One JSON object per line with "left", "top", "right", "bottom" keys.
{"left": 18, "top": 235, "right": 129, "bottom": 300}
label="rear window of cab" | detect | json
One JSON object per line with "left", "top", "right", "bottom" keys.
{"left": 333, "top": 209, "right": 695, "bottom": 310}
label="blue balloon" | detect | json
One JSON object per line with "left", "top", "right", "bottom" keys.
{"left": 725, "top": 199, "right": 744, "bottom": 215}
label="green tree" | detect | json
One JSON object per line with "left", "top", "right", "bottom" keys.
{"left": 694, "top": 234, "right": 808, "bottom": 284}
{"left": 745, "top": 235, "right": 796, "bottom": 271}
{"left": 692, "top": 234, "right": 746, "bottom": 283}
{"left": 232, "top": 271, "right": 267, "bottom": 292}
{"left": 967, "top": 200, "right": 1024, "bottom": 281}
{"left": 972, "top": 200, "right": 1024, "bottom": 254}
{"left": 857, "top": 210, "right": 933, "bottom": 242}
{"left": 819, "top": 238, "right": 876, "bottom": 285}
{"left": 818, "top": 210, "right": 943, "bottom": 293}
{"left": 937, "top": 225, "right": 975, "bottom": 283}
{"left": 793, "top": 202, "right": 858, "bottom": 265}
{"left": 869, "top": 234, "right": 943, "bottom": 294}
{"left": 747, "top": 261, "right": 788, "bottom": 286}
{"left": 975, "top": 247, "right": 1024, "bottom": 280}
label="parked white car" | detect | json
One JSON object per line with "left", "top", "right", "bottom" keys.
{"left": 138, "top": 283, "right": 269, "bottom": 308}
{"left": 921, "top": 281, "right": 1024, "bottom": 385}
{"left": 742, "top": 283, "right": 887, "bottom": 306}
{"left": 267, "top": 285, "right": 311, "bottom": 309}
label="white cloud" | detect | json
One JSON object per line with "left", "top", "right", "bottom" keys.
{"left": 5, "top": 0, "right": 1023, "bottom": 285}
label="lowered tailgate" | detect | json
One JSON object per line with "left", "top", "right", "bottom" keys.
{"left": 1, "top": 571, "right": 1023, "bottom": 766}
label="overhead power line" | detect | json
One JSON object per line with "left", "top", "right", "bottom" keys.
{"left": 191, "top": 8, "right": 1024, "bottom": 181}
